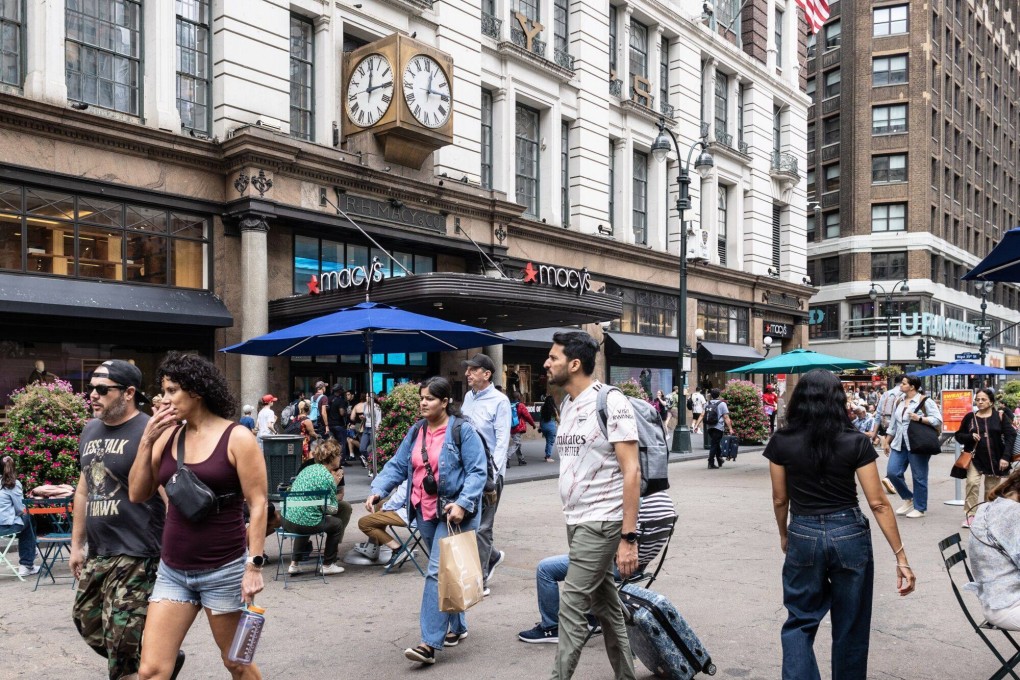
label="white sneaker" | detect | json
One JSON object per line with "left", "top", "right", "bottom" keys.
{"left": 904, "top": 509, "right": 925, "bottom": 519}
{"left": 895, "top": 500, "right": 914, "bottom": 516}
{"left": 17, "top": 565, "right": 40, "bottom": 577}
{"left": 321, "top": 563, "right": 345, "bottom": 575}
{"left": 962, "top": 516, "right": 974, "bottom": 529}
{"left": 881, "top": 478, "right": 896, "bottom": 494}
{"left": 287, "top": 563, "right": 303, "bottom": 574}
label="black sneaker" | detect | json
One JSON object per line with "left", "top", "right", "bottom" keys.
{"left": 444, "top": 631, "right": 468, "bottom": 647}
{"left": 518, "top": 623, "right": 558, "bottom": 644}
{"left": 404, "top": 645, "right": 436, "bottom": 664}
{"left": 518, "top": 458, "right": 528, "bottom": 466}
{"left": 488, "top": 550, "right": 506, "bottom": 582}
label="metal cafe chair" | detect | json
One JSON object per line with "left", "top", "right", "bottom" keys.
{"left": 27, "top": 497, "right": 76, "bottom": 592}
{"left": 0, "top": 530, "right": 24, "bottom": 581}
{"left": 383, "top": 519, "right": 427, "bottom": 577}
{"left": 275, "top": 490, "right": 332, "bottom": 589}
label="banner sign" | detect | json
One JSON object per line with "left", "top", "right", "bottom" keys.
{"left": 941, "top": 390, "right": 973, "bottom": 434}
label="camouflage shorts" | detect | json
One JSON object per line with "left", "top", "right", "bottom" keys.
{"left": 72, "top": 555, "right": 159, "bottom": 680}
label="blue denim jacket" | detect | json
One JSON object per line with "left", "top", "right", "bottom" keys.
{"left": 371, "top": 415, "right": 487, "bottom": 519}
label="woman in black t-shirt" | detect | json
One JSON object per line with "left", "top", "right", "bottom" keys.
{"left": 764, "top": 369, "right": 916, "bottom": 680}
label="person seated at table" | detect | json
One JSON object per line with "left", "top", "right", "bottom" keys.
{"left": 348, "top": 480, "right": 409, "bottom": 564}
{"left": 967, "top": 467, "right": 1020, "bottom": 630}
{"left": 517, "top": 491, "right": 676, "bottom": 643}
{"left": 0, "top": 456, "right": 40, "bottom": 577}
{"left": 281, "top": 440, "right": 351, "bottom": 576}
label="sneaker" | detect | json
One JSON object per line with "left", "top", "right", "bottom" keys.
{"left": 321, "top": 563, "right": 345, "bottom": 575}
{"left": 483, "top": 587, "right": 491, "bottom": 597}
{"left": 962, "top": 516, "right": 974, "bottom": 529}
{"left": 895, "top": 500, "right": 914, "bottom": 516}
{"left": 585, "top": 614, "right": 602, "bottom": 635}
{"left": 287, "top": 563, "right": 303, "bottom": 574}
{"left": 359, "top": 455, "right": 368, "bottom": 468}
{"left": 545, "top": 458, "right": 555, "bottom": 463}
{"left": 488, "top": 550, "right": 506, "bottom": 583}
{"left": 17, "top": 565, "right": 40, "bottom": 577}
{"left": 404, "top": 645, "right": 436, "bottom": 664}
{"left": 444, "top": 631, "right": 468, "bottom": 647}
{"left": 518, "top": 623, "right": 559, "bottom": 644}
{"left": 881, "top": 477, "right": 896, "bottom": 494}
{"left": 904, "top": 509, "right": 925, "bottom": 519}
{"left": 354, "top": 542, "right": 380, "bottom": 560}
{"left": 518, "top": 458, "right": 528, "bottom": 466}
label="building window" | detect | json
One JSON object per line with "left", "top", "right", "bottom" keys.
{"left": 609, "top": 5, "right": 617, "bottom": 75}
{"left": 697, "top": 301, "right": 749, "bottom": 344}
{"left": 807, "top": 121, "right": 816, "bottom": 151}
{"left": 871, "top": 251, "right": 907, "bottom": 280}
{"left": 873, "top": 5, "right": 909, "bottom": 36}
{"left": 809, "top": 303, "right": 840, "bottom": 339}
{"left": 714, "top": 73, "right": 728, "bottom": 135}
{"left": 481, "top": 90, "right": 493, "bottom": 190}
{"left": 820, "top": 256, "right": 840, "bottom": 285}
{"left": 561, "top": 121, "right": 570, "bottom": 227}
{"left": 872, "top": 203, "right": 907, "bottom": 232}
{"left": 632, "top": 150, "right": 648, "bottom": 244}
{"left": 823, "top": 163, "right": 840, "bottom": 193}
{"left": 737, "top": 84, "right": 746, "bottom": 144}
{"left": 824, "top": 20, "right": 841, "bottom": 49}
{"left": 806, "top": 77, "right": 816, "bottom": 98}
{"left": 659, "top": 38, "right": 669, "bottom": 109}
{"left": 176, "top": 0, "right": 211, "bottom": 134}
{"left": 608, "top": 141, "right": 615, "bottom": 229}
{"left": 823, "top": 69, "right": 841, "bottom": 97}
{"left": 293, "top": 236, "right": 434, "bottom": 295}
{"left": 872, "top": 104, "right": 907, "bottom": 134}
{"left": 822, "top": 115, "right": 840, "bottom": 144}
{"left": 553, "top": 0, "right": 568, "bottom": 53}
{"left": 806, "top": 214, "right": 816, "bottom": 242}
{"left": 289, "top": 15, "right": 314, "bottom": 141}
{"left": 605, "top": 285, "right": 678, "bottom": 337}
{"left": 774, "top": 8, "right": 783, "bottom": 68}
{"left": 717, "top": 186, "right": 728, "bottom": 266}
{"left": 872, "top": 154, "right": 907, "bottom": 183}
{"left": 0, "top": 181, "right": 210, "bottom": 289}
{"left": 824, "top": 211, "right": 840, "bottom": 238}
{"left": 65, "top": 0, "right": 142, "bottom": 115}
{"left": 1, "top": 0, "right": 23, "bottom": 87}
{"left": 873, "top": 55, "right": 908, "bottom": 86}
{"left": 806, "top": 32, "right": 816, "bottom": 59}
{"left": 771, "top": 204, "right": 781, "bottom": 269}
{"left": 629, "top": 19, "right": 647, "bottom": 97}
{"left": 515, "top": 103, "right": 540, "bottom": 218}
{"left": 513, "top": 0, "right": 540, "bottom": 22}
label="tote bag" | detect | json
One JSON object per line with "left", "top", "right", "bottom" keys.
{"left": 437, "top": 524, "right": 484, "bottom": 613}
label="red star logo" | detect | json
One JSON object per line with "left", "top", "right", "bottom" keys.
{"left": 522, "top": 262, "right": 538, "bottom": 283}
{"left": 307, "top": 275, "right": 320, "bottom": 295}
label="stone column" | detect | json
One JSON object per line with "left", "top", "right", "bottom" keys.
{"left": 23, "top": 0, "right": 68, "bottom": 105}
{"left": 240, "top": 214, "right": 271, "bottom": 412}
{"left": 313, "top": 13, "right": 335, "bottom": 146}
{"left": 144, "top": 0, "right": 182, "bottom": 132}
{"left": 484, "top": 344, "right": 505, "bottom": 389}
{"left": 492, "top": 87, "right": 515, "bottom": 202}
{"left": 621, "top": 7, "right": 633, "bottom": 99}
{"left": 703, "top": 58, "right": 716, "bottom": 139}
{"left": 651, "top": 26, "right": 664, "bottom": 112}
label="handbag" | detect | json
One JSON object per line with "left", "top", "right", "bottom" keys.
{"left": 950, "top": 450, "right": 972, "bottom": 479}
{"left": 164, "top": 426, "right": 237, "bottom": 523}
{"left": 437, "top": 523, "right": 484, "bottom": 612}
{"left": 906, "top": 397, "right": 941, "bottom": 456}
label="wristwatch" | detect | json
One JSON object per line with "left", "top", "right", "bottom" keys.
{"left": 246, "top": 554, "right": 265, "bottom": 569}
{"left": 622, "top": 532, "right": 639, "bottom": 544}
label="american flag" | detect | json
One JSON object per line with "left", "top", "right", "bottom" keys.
{"left": 795, "top": 0, "right": 830, "bottom": 34}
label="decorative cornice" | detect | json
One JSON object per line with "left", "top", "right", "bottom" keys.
{"left": 495, "top": 41, "right": 575, "bottom": 83}
{"left": 239, "top": 213, "right": 272, "bottom": 233}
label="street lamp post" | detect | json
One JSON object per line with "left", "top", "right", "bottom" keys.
{"left": 651, "top": 117, "right": 715, "bottom": 454}
{"left": 978, "top": 281, "right": 993, "bottom": 367}
{"left": 869, "top": 279, "right": 910, "bottom": 388}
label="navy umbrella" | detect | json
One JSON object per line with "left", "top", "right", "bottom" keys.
{"left": 222, "top": 301, "right": 513, "bottom": 473}
{"left": 963, "top": 227, "right": 1020, "bottom": 282}
{"left": 910, "top": 360, "right": 1019, "bottom": 377}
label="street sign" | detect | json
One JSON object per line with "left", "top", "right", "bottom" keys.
{"left": 955, "top": 352, "right": 981, "bottom": 360}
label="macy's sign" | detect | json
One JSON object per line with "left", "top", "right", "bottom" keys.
{"left": 520, "top": 262, "right": 591, "bottom": 296}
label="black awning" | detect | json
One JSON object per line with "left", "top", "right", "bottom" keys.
{"left": 504, "top": 327, "right": 582, "bottom": 349}
{"left": 697, "top": 341, "right": 764, "bottom": 363}
{"left": 0, "top": 273, "right": 233, "bottom": 327}
{"left": 605, "top": 332, "right": 680, "bottom": 358}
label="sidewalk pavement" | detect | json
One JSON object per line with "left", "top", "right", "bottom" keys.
{"left": 2, "top": 446, "right": 992, "bottom": 679}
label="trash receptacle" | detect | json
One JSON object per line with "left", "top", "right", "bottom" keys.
{"left": 261, "top": 435, "right": 304, "bottom": 497}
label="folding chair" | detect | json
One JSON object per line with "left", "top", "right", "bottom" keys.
{"left": 0, "top": 531, "right": 24, "bottom": 581}
{"left": 275, "top": 490, "right": 331, "bottom": 589}
{"left": 383, "top": 518, "right": 428, "bottom": 577}
{"left": 938, "top": 533, "right": 1020, "bottom": 680}
{"left": 31, "top": 498, "right": 75, "bottom": 592}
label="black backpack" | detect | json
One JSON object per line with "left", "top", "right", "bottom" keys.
{"left": 703, "top": 400, "right": 722, "bottom": 427}
{"left": 686, "top": 396, "right": 695, "bottom": 412}
{"left": 282, "top": 417, "right": 302, "bottom": 435}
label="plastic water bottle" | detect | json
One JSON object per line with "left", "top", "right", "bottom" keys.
{"left": 227, "top": 605, "right": 266, "bottom": 665}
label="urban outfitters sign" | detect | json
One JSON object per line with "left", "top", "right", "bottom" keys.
{"left": 521, "top": 261, "right": 591, "bottom": 296}
{"left": 900, "top": 312, "right": 980, "bottom": 344}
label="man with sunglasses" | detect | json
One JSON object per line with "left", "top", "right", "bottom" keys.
{"left": 69, "top": 360, "right": 183, "bottom": 680}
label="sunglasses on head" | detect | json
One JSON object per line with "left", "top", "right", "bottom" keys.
{"left": 88, "top": 383, "right": 127, "bottom": 396}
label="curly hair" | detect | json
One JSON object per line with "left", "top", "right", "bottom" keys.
{"left": 314, "top": 439, "right": 342, "bottom": 467}
{"left": 157, "top": 352, "right": 238, "bottom": 419}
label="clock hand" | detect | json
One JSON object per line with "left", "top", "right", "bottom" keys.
{"left": 366, "top": 81, "right": 393, "bottom": 94}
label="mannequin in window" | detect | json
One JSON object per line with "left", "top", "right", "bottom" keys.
{"left": 28, "top": 360, "right": 57, "bottom": 384}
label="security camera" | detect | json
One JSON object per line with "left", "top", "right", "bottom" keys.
{"left": 702, "top": 2, "right": 714, "bottom": 16}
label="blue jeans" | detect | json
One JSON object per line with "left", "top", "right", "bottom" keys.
{"left": 537, "top": 554, "right": 618, "bottom": 630}
{"left": 781, "top": 508, "right": 874, "bottom": 680}
{"left": 0, "top": 517, "right": 37, "bottom": 567}
{"left": 416, "top": 506, "right": 482, "bottom": 649}
{"left": 887, "top": 448, "right": 930, "bottom": 512}
{"left": 541, "top": 421, "right": 558, "bottom": 459}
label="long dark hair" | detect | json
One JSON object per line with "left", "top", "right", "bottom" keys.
{"left": 781, "top": 370, "right": 855, "bottom": 478}
{"left": 1, "top": 456, "right": 16, "bottom": 489}
{"left": 422, "top": 377, "right": 462, "bottom": 417}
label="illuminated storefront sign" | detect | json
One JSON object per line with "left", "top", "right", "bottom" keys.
{"left": 899, "top": 312, "right": 980, "bottom": 344}
{"left": 521, "top": 261, "right": 591, "bottom": 296}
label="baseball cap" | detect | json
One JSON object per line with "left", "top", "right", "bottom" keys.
{"left": 463, "top": 353, "right": 496, "bottom": 374}
{"left": 93, "top": 360, "right": 148, "bottom": 404}
{"left": 262, "top": 394, "right": 277, "bottom": 405}
{"left": 315, "top": 381, "right": 327, "bottom": 391}
{"left": 332, "top": 382, "right": 344, "bottom": 393}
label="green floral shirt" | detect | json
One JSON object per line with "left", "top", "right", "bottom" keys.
{"left": 282, "top": 464, "right": 337, "bottom": 527}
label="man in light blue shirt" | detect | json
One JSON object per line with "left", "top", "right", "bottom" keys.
{"left": 462, "top": 353, "right": 511, "bottom": 592}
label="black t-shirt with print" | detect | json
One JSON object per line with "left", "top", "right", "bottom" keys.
{"left": 78, "top": 413, "right": 164, "bottom": 558}
{"left": 327, "top": 394, "right": 348, "bottom": 429}
{"left": 763, "top": 429, "right": 878, "bottom": 515}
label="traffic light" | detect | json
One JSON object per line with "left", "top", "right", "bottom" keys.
{"left": 916, "top": 338, "right": 926, "bottom": 359}
{"left": 926, "top": 338, "right": 936, "bottom": 357}
{"left": 979, "top": 331, "right": 988, "bottom": 359}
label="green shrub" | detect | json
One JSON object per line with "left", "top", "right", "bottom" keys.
{"left": 613, "top": 377, "right": 650, "bottom": 402}
{"left": 999, "top": 380, "right": 1020, "bottom": 411}
{"left": 0, "top": 379, "right": 89, "bottom": 489}
{"left": 720, "top": 379, "right": 769, "bottom": 443}
{"left": 375, "top": 381, "right": 423, "bottom": 468}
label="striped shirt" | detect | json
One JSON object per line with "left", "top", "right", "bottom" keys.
{"left": 637, "top": 491, "right": 676, "bottom": 569}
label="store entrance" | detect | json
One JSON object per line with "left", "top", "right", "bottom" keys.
{"left": 288, "top": 352, "right": 435, "bottom": 400}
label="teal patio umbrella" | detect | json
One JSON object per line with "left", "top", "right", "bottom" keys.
{"left": 727, "top": 349, "right": 877, "bottom": 374}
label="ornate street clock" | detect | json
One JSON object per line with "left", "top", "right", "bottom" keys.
{"left": 342, "top": 34, "right": 454, "bottom": 169}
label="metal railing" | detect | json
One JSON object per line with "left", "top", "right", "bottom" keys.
{"left": 481, "top": 12, "right": 502, "bottom": 39}
{"left": 738, "top": 139, "right": 749, "bottom": 154}
{"left": 660, "top": 101, "right": 675, "bottom": 118}
{"left": 609, "top": 78, "right": 623, "bottom": 97}
{"left": 771, "top": 151, "right": 799, "bottom": 175}
{"left": 700, "top": 121, "right": 710, "bottom": 139}
{"left": 554, "top": 47, "right": 575, "bottom": 70}
{"left": 714, "top": 131, "right": 733, "bottom": 147}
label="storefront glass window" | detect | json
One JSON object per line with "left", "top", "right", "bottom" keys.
{"left": 849, "top": 298, "right": 921, "bottom": 338}
{"left": 604, "top": 285, "right": 677, "bottom": 337}
{"left": 809, "top": 303, "right": 840, "bottom": 339}
{"left": 292, "top": 236, "right": 435, "bottom": 294}
{"left": 696, "top": 301, "right": 748, "bottom": 344}
{"left": 1, "top": 182, "right": 209, "bottom": 288}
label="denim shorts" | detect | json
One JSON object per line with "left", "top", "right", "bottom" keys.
{"left": 150, "top": 553, "right": 246, "bottom": 614}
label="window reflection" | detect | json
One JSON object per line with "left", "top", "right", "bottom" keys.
{"left": 172, "top": 239, "right": 204, "bottom": 289}
{"left": 292, "top": 237, "right": 434, "bottom": 294}
{"left": 126, "top": 232, "right": 167, "bottom": 285}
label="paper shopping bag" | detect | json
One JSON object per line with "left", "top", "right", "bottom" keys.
{"left": 437, "top": 526, "right": 484, "bottom": 613}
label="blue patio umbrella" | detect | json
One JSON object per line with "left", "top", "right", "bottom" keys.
{"left": 963, "top": 226, "right": 1020, "bottom": 282}
{"left": 909, "top": 360, "right": 1019, "bottom": 377}
{"left": 222, "top": 301, "right": 513, "bottom": 473}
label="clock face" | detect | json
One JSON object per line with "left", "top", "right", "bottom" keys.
{"left": 401, "top": 55, "right": 452, "bottom": 129}
{"left": 346, "top": 53, "right": 394, "bottom": 128}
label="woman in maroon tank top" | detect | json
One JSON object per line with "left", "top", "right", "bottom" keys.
{"left": 128, "top": 353, "right": 268, "bottom": 679}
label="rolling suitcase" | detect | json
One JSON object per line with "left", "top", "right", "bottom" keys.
{"left": 620, "top": 584, "right": 716, "bottom": 680}
{"left": 720, "top": 434, "right": 739, "bottom": 461}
